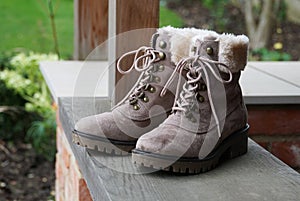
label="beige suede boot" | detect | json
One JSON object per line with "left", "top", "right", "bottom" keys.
{"left": 132, "top": 32, "right": 250, "bottom": 173}
{"left": 73, "top": 27, "right": 218, "bottom": 155}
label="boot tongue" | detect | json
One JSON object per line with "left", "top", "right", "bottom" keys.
{"left": 192, "top": 37, "right": 219, "bottom": 62}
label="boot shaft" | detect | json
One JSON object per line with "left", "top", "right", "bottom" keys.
{"left": 191, "top": 33, "right": 249, "bottom": 128}
{"left": 115, "top": 27, "right": 219, "bottom": 120}
{"left": 169, "top": 32, "right": 249, "bottom": 134}
{"left": 132, "top": 31, "right": 250, "bottom": 172}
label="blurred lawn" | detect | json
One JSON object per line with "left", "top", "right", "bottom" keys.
{"left": 0, "top": 0, "right": 73, "bottom": 59}
{"left": 160, "top": 5, "right": 184, "bottom": 28}
{"left": 0, "top": 0, "right": 182, "bottom": 59}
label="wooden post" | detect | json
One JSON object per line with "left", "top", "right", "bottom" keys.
{"left": 74, "top": 0, "right": 109, "bottom": 60}
{"left": 74, "top": 0, "right": 159, "bottom": 102}
{"left": 112, "top": 0, "right": 160, "bottom": 102}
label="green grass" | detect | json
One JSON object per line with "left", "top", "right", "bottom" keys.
{"left": 160, "top": 6, "right": 184, "bottom": 28}
{"left": 0, "top": 1, "right": 182, "bottom": 59}
{"left": 0, "top": 0, "right": 73, "bottom": 59}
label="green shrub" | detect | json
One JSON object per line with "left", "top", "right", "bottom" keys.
{"left": 0, "top": 51, "right": 58, "bottom": 161}
{"left": 26, "top": 110, "right": 56, "bottom": 161}
{"left": 0, "top": 51, "right": 29, "bottom": 139}
{"left": 0, "top": 106, "right": 37, "bottom": 141}
{"left": 251, "top": 48, "right": 292, "bottom": 61}
{"left": 202, "top": 0, "right": 230, "bottom": 31}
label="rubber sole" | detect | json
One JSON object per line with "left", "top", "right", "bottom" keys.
{"left": 132, "top": 125, "right": 249, "bottom": 174}
{"left": 72, "top": 130, "right": 136, "bottom": 155}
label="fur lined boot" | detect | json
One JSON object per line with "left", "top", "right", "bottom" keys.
{"left": 73, "top": 27, "right": 218, "bottom": 155}
{"left": 132, "top": 32, "right": 249, "bottom": 173}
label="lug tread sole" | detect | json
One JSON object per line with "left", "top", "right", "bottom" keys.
{"left": 132, "top": 125, "right": 249, "bottom": 174}
{"left": 72, "top": 131, "right": 135, "bottom": 156}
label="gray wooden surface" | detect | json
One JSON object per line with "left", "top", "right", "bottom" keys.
{"left": 59, "top": 97, "right": 300, "bottom": 201}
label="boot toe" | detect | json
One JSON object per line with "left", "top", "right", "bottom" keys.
{"left": 136, "top": 124, "right": 203, "bottom": 158}
{"left": 136, "top": 124, "right": 183, "bottom": 154}
{"left": 75, "top": 112, "right": 112, "bottom": 137}
{"left": 75, "top": 112, "right": 138, "bottom": 141}
{"left": 135, "top": 128, "right": 168, "bottom": 153}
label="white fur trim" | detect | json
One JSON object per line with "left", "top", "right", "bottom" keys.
{"left": 218, "top": 33, "right": 249, "bottom": 72}
{"left": 157, "top": 26, "right": 218, "bottom": 64}
{"left": 190, "top": 32, "right": 249, "bottom": 72}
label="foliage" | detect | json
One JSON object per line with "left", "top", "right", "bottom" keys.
{"left": 276, "top": 0, "right": 287, "bottom": 23}
{"left": 0, "top": 52, "right": 30, "bottom": 139}
{"left": 0, "top": 80, "right": 25, "bottom": 107}
{"left": 0, "top": 51, "right": 16, "bottom": 70}
{"left": 251, "top": 48, "right": 292, "bottom": 61}
{"left": 0, "top": 51, "right": 58, "bottom": 161}
{"left": 0, "top": 52, "right": 58, "bottom": 113}
{"left": 26, "top": 110, "right": 57, "bottom": 161}
{"left": 160, "top": 5, "right": 184, "bottom": 27}
{"left": 0, "top": 106, "right": 38, "bottom": 141}
{"left": 202, "top": 0, "right": 230, "bottom": 31}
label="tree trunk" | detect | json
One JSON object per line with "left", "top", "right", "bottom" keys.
{"left": 243, "top": 0, "right": 278, "bottom": 49}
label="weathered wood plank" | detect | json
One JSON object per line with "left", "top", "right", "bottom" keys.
{"left": 74, "top": 0, "right": 108, "bottom": 60}
{"left": 59, "top": 97, "right": 300, "bottom": 201}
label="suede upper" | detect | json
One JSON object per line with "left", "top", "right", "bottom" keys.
{"left": 136, "top": 32, "right": 249, "bottom": 159}
{"left": 74, "top": 27, "right": 211, "bottom": 141}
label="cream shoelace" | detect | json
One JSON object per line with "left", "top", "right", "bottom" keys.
{"left": 163, "top": 55, "right": 233, "bottom": 138}
{"left": 114, "top": 45, "right": 233, "bottom": 138}
{"left": 113, "top": 46, "right": 164, "bottom": 109}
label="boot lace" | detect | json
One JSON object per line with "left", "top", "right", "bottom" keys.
{"left": 113, "top": 46, "right": 165, "bottom": 109}
{"left": 164, "top": 55, "right": 233, "bottom": 138}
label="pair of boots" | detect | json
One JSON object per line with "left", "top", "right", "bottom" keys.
{"left": 73, "top": 26, "right": 250, "bottom": 174}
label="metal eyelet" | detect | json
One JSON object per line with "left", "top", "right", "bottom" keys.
{"left": 158, "top": 52, "right": 165, "bottom": 60}
{"left": 143, "top": 84, "right": 155, "bottom": 93}
{"left": 159, "top": 41, "right": 167, "bottom": 49}
{"left": 149, "top": 75, "right": 160, "bottom": 83}
{"left": 198, "top": 95, "right": 205, "bottom": 103}
{"left": 206, "top": 47, "right": 213, "bottom": 55}
{"left": 133, "top": 104, "right": 140, "bottom": 110}
{"left": 149, "top": 86, "right": 156, "bottom": 93}
{"left": 142, "top": 96, "right": 149, "bottom": 102}
{"left": 158, "top": 65, "right": 164, "bottom": 72}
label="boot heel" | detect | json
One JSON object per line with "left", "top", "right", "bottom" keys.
{"left": 227, "top": 130, "right": 248, "bottom": 159}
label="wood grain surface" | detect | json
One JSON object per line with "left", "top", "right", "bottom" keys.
{"left": 74, "top": 0, "right": 109, "bottom": 60}
{"left": 59, "top": 97, "right": 300, "bottom": 201}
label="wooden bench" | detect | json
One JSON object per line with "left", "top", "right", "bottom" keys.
{"left": 41, "top": 61, "right": 300, "bottom": 201}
